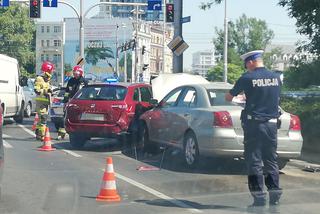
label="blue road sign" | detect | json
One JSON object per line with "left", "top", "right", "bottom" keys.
{"left": 0, "top": 0, "right": 10, "bottom": 7}
{"left": 181, "top": 16, "right": 191, "bottom": 24}
{"left": 148, "top": 0, "right": 162, "bottom": 11}
{"left": 43, "top": 0, "right": 58, "bottom": 8}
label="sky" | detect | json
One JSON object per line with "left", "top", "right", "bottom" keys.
{"left": 39, "top": 0, "right": 305, "bottom": 70}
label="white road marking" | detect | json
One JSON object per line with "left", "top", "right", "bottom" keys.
{"left": 54, "top": 144, "right": 82, "bottom": 158}
{"left": 105, "top": 170, "right": 202, "bottom": 213}
{"left": 18, "top": 124, "right": 82, "bottom": 158}
{"left": 17, "top": 124, "right": 36, "bottom": 137}
{"left": 3, "top": 140, "right": 13, "bottom": 149}
{"left": 3, "top": 134, "right": 11, "bottom": 138}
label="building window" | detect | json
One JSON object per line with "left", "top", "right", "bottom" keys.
{"left": 41, "top": 26, "right": 45, "bottom": 33}
{"left": 53, "top": 40, "right": 61, "bottom": 47}
{"left": 41, "top": 40, "right": 45, "bottom": 47}
{"left": 45, "top": 54, "right": 49, "bottom": 61}
{"left": 54, "top": 26, "right": 61, "bottom": 33}
{"left": 41, "top": 54, "right": 45, "bottom": 62}
{"left": 53, "top": 54, "right": 61, "bottom": 64}
{"left": 46, "top": 26, "right": 50, "bottom": 33}
{"left": 46, "top": 40, "right": 50, "bottom": 47}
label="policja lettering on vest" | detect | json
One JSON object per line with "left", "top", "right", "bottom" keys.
{"left": 252, "top": 78, "right": 279, "bottom": 87}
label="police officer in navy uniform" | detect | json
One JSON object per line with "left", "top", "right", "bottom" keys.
{"left": 225, "top": 50, "right": 282, "bottom": 208}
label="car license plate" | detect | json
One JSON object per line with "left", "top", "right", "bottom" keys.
{"left": 81, "top": 113, "right": 104, "bottom": 121}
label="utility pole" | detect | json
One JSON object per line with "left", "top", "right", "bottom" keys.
{"left": 134, "top": 5, "right": 139, "bottom": 83}
{"left": 162, "top": 0, "right": 166, "bottom": 74}
{"left": 223, "top": 0, "right": 228, "bottom": 82}
{"left": 122, "top": 23, "right": 127, "bottom": 83}
{"left": 79, "top": 0, "right": 84, "bottom": 59}
{"left": 173, "top": 0, "right": 183, "bottom": 73}
{"left": 115, "top": 24, "right": 119, "bottom": 77}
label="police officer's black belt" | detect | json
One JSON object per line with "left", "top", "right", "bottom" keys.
{"left": 247, "top": 115, "right": 277, "bottom": 123}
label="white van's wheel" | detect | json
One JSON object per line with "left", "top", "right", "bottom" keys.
{"left": 14, "top": 102, "right": 24, "bottom": 124}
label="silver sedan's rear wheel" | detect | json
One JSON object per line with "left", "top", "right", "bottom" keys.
{"left": 183, "top": 132, "right": 199, "bottom": 168}
{"left": 24, "top": 102, "right": 32, "bottom": 118}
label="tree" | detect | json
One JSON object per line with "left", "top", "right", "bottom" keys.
{"left": 85, "top": 42, "right": 114, "bottom": 65}
{"left": 0, "top": 4, "right": 35, "bottom": 74}
{"left": 279, "top": 0, "right": 320, "bottom": 54}
{"left": 214, "top": 14, "right": 274, "bottom": 66}
{"left": 206, "top": 62, "right": 243, "bottom": 84}
{"left": 263, "top": 47, "right": 283, "bottom": 70}
{"left": 284, "top": 60, "right": 320, "bottom": 89}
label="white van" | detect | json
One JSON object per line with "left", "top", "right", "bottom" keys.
{"left": 0, "top": 54, "right": 27, "bottom": 123}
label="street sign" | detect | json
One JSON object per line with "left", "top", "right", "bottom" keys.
{"left": 168, "top": 36, "right": 189, "bottom": 56}
{"left": 0, "top": 0, "right": 10, "bottom": 7}
{"left": 43, "top": 0, "right": 58, "bottom": 8}
{"left": 75, "top": 56, "right": 85, "bottom": 66}
{"left": 148, "top": 0, "right": 162, "bottom": 11}
{"left": 181, "top": 16, "right": 191, "bottom": 24}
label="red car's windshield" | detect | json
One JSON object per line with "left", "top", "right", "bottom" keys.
{"left": 75, "top": 85, "right": 127, "bottom": 101}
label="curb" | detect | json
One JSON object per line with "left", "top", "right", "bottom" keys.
{"left": 289, "top": 159, "right": 320, "bottom": 169}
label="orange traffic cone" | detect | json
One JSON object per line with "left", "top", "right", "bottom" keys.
{"left": 38, "top": 127, "right": 56, "bottom": 152}
{"left": 96, "top": 157, "right": 121, "bottom": 202}
{"left": 32, "top": 113, "right": 39, "bottom": 131}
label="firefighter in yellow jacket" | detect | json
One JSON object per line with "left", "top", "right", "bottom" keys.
{"left": 34, "top": 61, "right": 54, "bottom": 140}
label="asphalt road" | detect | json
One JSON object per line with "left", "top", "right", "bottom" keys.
{"left": 1, "top": 117, "right": 320, "bottom": 214}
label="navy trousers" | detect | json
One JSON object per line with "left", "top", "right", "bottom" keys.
{"left": 243, "top": 120, "right": 282, "bottom": 203}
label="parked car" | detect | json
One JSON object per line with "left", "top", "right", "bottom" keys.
{"left": 65, "top": 83, "right": 154, "bottom": 148}
{"left": 139, "top": 83, "right": 303, "bottom": 169}
{"left": 50, "top": 88, "right": 66, "bottom": 130}
{"left": 0, "top": 105, "right": 4, "bottom": 197}
{"left": 23, "top": 78, "right": 36, "bottom": 117}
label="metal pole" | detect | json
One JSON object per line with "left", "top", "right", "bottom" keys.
{"left": 80, "top": 0, "right": 85, "bottom": 59}
{"left": 223, "top": 0, "right": 228, "bottom": 82}
{"left": 116, "top": 24, "right": 119, "bottom": 77}
{"left": 162, "top": 0, "right": 166, "bottom": 74}
{"left": 134, "top": 5, "right": 139, "bottom": 83}
{"left": 173, "top": 0, "right": 183, "bottom": 73}
{"left": 122, "top": 24, "right": 127, "bottom": 83}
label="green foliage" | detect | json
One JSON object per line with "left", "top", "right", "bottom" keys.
{"left": 214, "top": 14, "right": 274, "bottom": 65}
{"left": 279, "top": 0, "right": 320, "bottom": 54}
{"left": 0, "top": 4, "right": 36, "bottom": 74}
{"left": 85, "top": 42, "right": 114, "bottom": 66}
{"left": 206, "top": 62, "right": 243, "bottom": 84}
{"left": 263, "top": 47, "right": 283, "bottom": 70}
{"left": 199, "top": 0, "right": 223, "bottom": 10}
{"left": 284, "top": 60, "right": 320, "bottom": 90}
{"left": 281, "top": 97, "right": 320, "bottom": 151}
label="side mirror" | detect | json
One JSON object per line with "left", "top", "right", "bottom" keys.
{"left": 149, "top": 98, "right": 159, "bottom": 106}
{"left": 19, "top": 76, "right": 28, "bottom": 87}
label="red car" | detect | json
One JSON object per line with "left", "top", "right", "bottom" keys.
{"left": 65, "top": 83, "right": 153, "bottom": 148}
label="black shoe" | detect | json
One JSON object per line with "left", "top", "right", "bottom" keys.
{"left": 269, "top": 199, "right": 280, "bottom": 206}
{"left": 247, "top": 201, "right": 266, "bottom": 213}
{"left": 249, "top": 201, "right": 266, "bottom": 207}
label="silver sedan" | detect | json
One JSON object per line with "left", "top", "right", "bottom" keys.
{"left": 139, "top": 83, "right": 303, "bottom": 168}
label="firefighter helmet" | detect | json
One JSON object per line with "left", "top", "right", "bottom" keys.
{"left": 73, "top": 65, "right": 84, "bottom": 78}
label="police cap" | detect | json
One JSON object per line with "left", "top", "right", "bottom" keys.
{"left": 240, "top": 50, "right": 264, "bottom": 63}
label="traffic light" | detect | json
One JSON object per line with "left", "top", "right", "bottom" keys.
{"left": 30, "top": 0, "right": 41, "bottom": 18}
{"left": 142, "top": 45, "right": 146, "bottom": 55}
{"left": 166, "top": 4, "right": 174, "bottom": 23}
{"left": 142, "top": 64, "right": 149, "bottom": 71}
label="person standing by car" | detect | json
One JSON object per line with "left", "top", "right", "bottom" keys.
{"left": 225, "top": 50, "right": 282, "bottom": 208}
{"left": 34, "top": 61, "right": 54, "bottom": 141}
{"left": 57, "top": 65, "right": 88, "bottom": 140}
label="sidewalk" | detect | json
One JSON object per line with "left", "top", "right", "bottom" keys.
{"left": 289, "top": 149, "right": 320, "bottom": 170}
{"left": 299, "top": 148, "right": 320, "bottom": 164}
